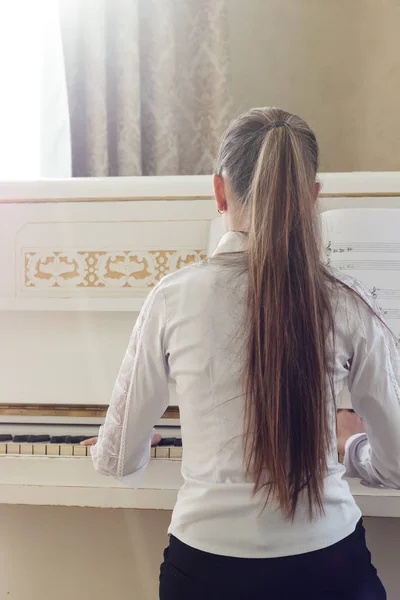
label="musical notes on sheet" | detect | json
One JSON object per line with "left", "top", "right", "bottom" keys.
{"left": 327, "top": 242, "right": 400, "bottom": 254}
{"left": 379, "top": 308, "right": 400, "bottom": 319}
{"left": 326, "top": 242, "right": 400, "bottom": 319}
{"left": 326, "top": 242, "right": 400, "bottom": 272}
{"left": 370, "top": 288, "right": 400, "bottom": 300}
{"left": 330, "top": 260, "right": 400, "bottom": 271}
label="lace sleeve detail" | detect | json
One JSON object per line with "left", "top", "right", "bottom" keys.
{"left": 91, "top": 285, "right": 169, "bottom": 480}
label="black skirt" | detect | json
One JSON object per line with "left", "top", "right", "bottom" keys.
{"left": 159, "top": 519, "right": 386, "bottom": 600}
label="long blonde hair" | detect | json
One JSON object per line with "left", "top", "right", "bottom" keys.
{"left": 216, "top": 108, "right": 335, "bottom": 520}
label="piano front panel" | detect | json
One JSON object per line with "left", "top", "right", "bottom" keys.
{"left": 0, "top": 311, "right": 134, "bottom": 406}
{"left": 0, "top": 191, "right": 214, "bottom": 409}
{"left": 0, "top": 313, "right": 181, "bottom": 409}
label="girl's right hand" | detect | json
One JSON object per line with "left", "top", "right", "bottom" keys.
{"left": 337, "top": 410, "right": 365, "bottom": 457}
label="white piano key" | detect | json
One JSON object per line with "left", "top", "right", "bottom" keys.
{"left": 6, "top": 443, "right": 20, "bottom": 455}
{"left": 33, "top": 444, "right": 47, "bottom": 456}
{"left": 150, "top": 447, "right": 156, "bottom": 459}
{"left": 73, "top": 445, "right": 88, "bottom": 457}
{"left": 60, "top": 445, "right": 73, "bottom": 457}
{"left": 169, "top": 447, "right": 182, "bottom": 460}
{"left": 155, "top": 447, "right": 170, "bottom": 459}
{"left": 46, "top": 445, "right": 60, "bottom": 456}
{"left": 0, "top": 443, "right": 6, "bottom": 455}
{"left": 20, "top": 444, "right": 34, "bottom": 455}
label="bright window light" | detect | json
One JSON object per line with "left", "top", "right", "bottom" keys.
{"left": 0, "top": 0, "right": 70, "bottom": 180}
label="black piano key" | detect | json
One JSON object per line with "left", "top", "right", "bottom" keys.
{"left": 27, "top": 435, "right": 50, "bottom": 443}
{"left": 174, "top": 438, "right": 182, "bottom": 447}
{"left": 65, "top": 435, "right": 88, "bottom": 444}
{"left": 13, "top": 435, "right": 29, "bottom": 443}
{"left": 158, "top": 437, "right": 176, "bottom": 446}
{"left": 50, "top": 436, "right": 67, "bottom": 443}
{"left": 0, "top": 434, "right": 13, "bottom": 442}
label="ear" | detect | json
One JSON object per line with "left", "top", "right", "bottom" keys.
{"left": 213, "top": 174, "right": 227, "bottom": 213}
{"left": 314, "top": 181, "right": 321, "bottom": 202}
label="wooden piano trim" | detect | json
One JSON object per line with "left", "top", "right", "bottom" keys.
{"left": 0, "top": 195, "right": 214, "bottom": 204}
{"left": 0, "top": 404, "right": 180, "bottom": 420}
{"left": 1, "top": 192, "right": 400, "bottom": 204}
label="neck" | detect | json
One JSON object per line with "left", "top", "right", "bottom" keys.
{"left": 223, "top": 209, "right": 249, "bottom": 233}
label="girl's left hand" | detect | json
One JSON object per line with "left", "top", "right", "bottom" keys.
{"left": 81, "top": 431, "right": 162, "bottom": 447}
{"left": 81, "top": 437, "right": 98, "bottom": 446}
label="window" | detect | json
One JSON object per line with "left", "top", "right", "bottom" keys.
{"left": 0, "top": 0, "right": 70, "bottom": 180}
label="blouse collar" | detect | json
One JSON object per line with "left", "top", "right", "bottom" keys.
{"left": 212, "top": 231, "right": 248, "bottom": 256}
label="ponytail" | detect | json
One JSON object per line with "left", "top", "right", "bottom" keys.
{"left": 217, "top": 108, "right": 334, "bottom": 520}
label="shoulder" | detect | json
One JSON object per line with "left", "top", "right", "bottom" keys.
{"left": 157, "top": 258, "right": 245, "bottom": 321}
{"left": 328, "top": 270, "right": 385, "bottom": 338}
{"left": 135, "top": 264, "right": 211, "bottom": 324}
{"left": 330, "top": 271, "right": 380, "bottom": 313}
{"left": 157, "top": 259, "right": 217, "bottom": 294}
{"left": 330, "top": 271, "right": 373, "bottom": 304}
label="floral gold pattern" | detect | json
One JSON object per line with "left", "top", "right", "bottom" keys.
{"left": 24, "top": 249, "right": 206, "bottom": 290}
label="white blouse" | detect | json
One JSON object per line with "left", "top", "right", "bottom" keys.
{"left": 92, "top": 231, "right": 400, "bottom": 558}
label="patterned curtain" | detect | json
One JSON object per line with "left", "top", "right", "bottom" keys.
{"left": 59, "top": 0, "right": 232, "bottom": 177}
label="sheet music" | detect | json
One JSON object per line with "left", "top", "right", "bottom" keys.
{"left": 322, "top": 208, "right": 400, "bottom": 408}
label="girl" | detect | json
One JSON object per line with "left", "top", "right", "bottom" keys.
{"left": 88, "top": 108, "right": 400, "bottom": 599}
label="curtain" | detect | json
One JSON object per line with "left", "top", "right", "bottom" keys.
{"left": 59, "top": 0, "right": 232, "bottom": 177}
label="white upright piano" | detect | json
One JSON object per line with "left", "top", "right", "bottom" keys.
{"left": 1, "top": 173, "right": 400, "bottom": 517}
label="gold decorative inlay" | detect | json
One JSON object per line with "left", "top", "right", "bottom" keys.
{"left": 24, "top": 249, "right": 206, "bottom": 290}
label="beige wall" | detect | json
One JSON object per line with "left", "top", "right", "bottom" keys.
{"left": 0, "top": 506, "right": 170, "bottom": 600}
{"left": 0, "top": 506, "right": 399, "bottom": 600}
{"left": 228, "top": 0, "right": 400, "bottom": 172}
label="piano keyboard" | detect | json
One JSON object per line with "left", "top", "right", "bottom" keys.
{"left": 0, "top": 434, "right": 182, "bottom": 459}
{"left": 151, "top": 437, "right": 182, "bottom": 460}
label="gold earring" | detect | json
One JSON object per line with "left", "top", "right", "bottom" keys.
{"left": 217, "top": 208, "right": 225, "bottom": 215}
